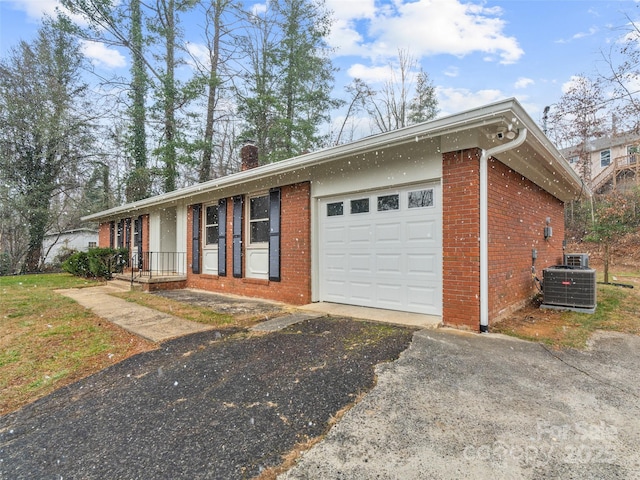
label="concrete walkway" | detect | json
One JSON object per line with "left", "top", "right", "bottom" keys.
{"left": 57, "top": 284, "right": 217, "bottom": 342}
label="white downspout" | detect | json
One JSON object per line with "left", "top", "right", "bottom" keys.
{"left": 479, "top": 128, "right": 528, "bottom": 332}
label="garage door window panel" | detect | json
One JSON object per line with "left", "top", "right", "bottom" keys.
{"left": 408, "top": 189, "right": 434, "bottom": 208}
{"left": 327, "top": 202, "right": 343, "bottom": 216}
{"left": 351, "top": 198, "right": 369, "bottom": 214}
{"left": 377, "top": 194, "right": 399, "bottom": 211}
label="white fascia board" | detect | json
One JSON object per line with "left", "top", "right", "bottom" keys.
{"left": 83, "top": 98, "right": 584, "bottom": 222}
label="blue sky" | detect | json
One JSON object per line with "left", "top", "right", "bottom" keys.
{"left": 1, "top": 0, "right": 639, "bottom": 127}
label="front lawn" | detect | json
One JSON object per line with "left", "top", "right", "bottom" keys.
{"left": 0, "top": 274, "right": 154, "bottom": 415}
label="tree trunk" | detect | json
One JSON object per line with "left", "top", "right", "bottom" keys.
{"left": 604, "top": 242, "right": 610, "bottom": 284}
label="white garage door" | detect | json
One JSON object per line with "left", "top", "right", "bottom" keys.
{"left": 319, "top": 183, "right": 442, "bottom": 315}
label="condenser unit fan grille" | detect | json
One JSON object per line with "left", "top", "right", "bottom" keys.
{"left": 542, "top": 266, "right": 596, "bottom": 313}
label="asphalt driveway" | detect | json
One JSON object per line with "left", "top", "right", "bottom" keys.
{"left": 0, "top": 317, "right": 414, "bottom": 479}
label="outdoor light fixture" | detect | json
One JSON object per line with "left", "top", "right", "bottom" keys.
{"left": 544, "top": 217, "right": 552, "bottom": 240}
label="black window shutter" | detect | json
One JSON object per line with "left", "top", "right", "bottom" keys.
{"left": 124, "top": 218, "right": 131, "bottom": 251}
{"left": 232, "top": 195, "right": 243, "bottom": 278}
{"left": 109, "top": 221, "right": 115, "bottom": 248}
{"left": 218, "top": 198, "right": 227, "bottom": 276}
{"left": 192, "top": 204, "right": 202, "bottom": 274}
{"left": 269, "top": 188, "right": 281, "bottom": 282}
{"left": 117, "top": 220, "right": 124, "bottom": 248}
{"left": 136, "top": 216, "right": 143, "bottom": 252}
{"left": 135, "top": 216, "right": 143, "bottom": 269}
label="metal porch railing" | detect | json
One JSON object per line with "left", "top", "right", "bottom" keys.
{"left": 130, "top": 251, "right": 187, "bottom": 282}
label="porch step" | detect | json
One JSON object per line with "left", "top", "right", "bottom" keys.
{"left": 107, "top": 279, "right": 133, "bottom": 291}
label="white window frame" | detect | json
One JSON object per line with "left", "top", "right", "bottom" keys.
{"left": 600, "top": 149, "right": 611, "bottom": 168}
{"left": 245, "top": 192, "right": 270, "bottom": 280}
{"left": 204, "top": 203, "right": 219, "bottom": 246}
{"left": 247, "top": 193, "right": 270, "bottom": 246}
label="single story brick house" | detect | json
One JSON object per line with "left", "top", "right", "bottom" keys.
{"left": 83, "top": 98, "right": 586, "bottom": 331}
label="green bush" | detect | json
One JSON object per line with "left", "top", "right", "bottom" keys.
{"left": 62, "top": 247, "right": 128, "bottom": 279}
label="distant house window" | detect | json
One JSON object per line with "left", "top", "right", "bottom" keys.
{"left": 327, "top": 202, "right": 343, "bottom": 216}
{"left": 88, "top": 242, "right": 97, "bottom": 249}
{"left": 350, "top": 198, "right": 369, "bottom": 214}
{"left": 249, "top": 194, "right": 269, "bottom": 244}
{"left": 408, "top": 189, "right": 434, "bottom": 208}
{"left": 600, "top": 149, "right": 611, "bottom": 167}
{"left": 569, "top": 156, "right": 578, "bottom": 165}
{"left": 205, "top": 205, "right": 219, "bottom": 245}
{"left": 377, "top": 194, "right": 399, "bottom": 211}
{"left": 628, "top": 145, "right": 639, "bottom": 164}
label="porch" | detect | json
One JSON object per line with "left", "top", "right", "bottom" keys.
{"left": 593, "top": 149, "right": 640, "bottom": 192}
{"left": 115, "top": 251, "right": 187, "bottom": 292}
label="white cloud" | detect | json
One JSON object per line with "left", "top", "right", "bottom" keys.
{"left": 443, "top": 66, "right": 459, "bottom": 78}
{"left": 436, "top": 86, "right": 505, "bottom": 116}
{"left": 347, "top": 63, "right": 394, "bottom": 84}
{"left": 7, "top": 0, "right": 89, "bottom": 25}
{"left": 556, "top": 26, "right": 599, "bottom": 44}
{"left": 561, "top": 75, "right": 586, "bottom": 94}
{"left": 328, "top": 0, "right": 523, "bottom": 65}
{"left": 185, "top": 42, "right": 210, "bottom": 69}
{"left": 80, "top": 40, "right": 126, "bottom": 68}
{"left": 514, "top": 77, "right": 534, "bottom": 89}
{"left": 7, "top": 0, "right": 60, "bottom": 20}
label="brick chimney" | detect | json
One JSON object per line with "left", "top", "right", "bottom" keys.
{"left": 240, "top": 140, "right": 259, "bottom": 171}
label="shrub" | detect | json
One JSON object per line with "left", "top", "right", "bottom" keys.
{"left": 62, "top": 247, "right": 129, "bottom": 279}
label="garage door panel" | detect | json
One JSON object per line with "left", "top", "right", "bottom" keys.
{"left": 406, "top": 220, "right": 437, "bottom": 245}
{"left": 320, "top": 183, "right": 441, "bottom": 315}
{"left": 375, "top": 222, "right": 402, "bottom": 244}
{"left": 324, "top": 225, "right": 347, "bottom": 245}
{"left": 350, "top": 253, "right": 372, "bottom": 273}
{"left": 348, "top": 224, "right": 371, "bottom": 244}
{"left": 406, "top": 254, "right": 437, "bottom": 276}
{"left": 407, "top": 285, "right": 438, "bottom": 313}
{"left": 377, "top": 283, "right": 403, "bottom": 307}
{"left": 324, "top": 280, "right": 347, "bottom": 301}
{"left": 377, "top": 254, "right": 402, "bottom": 274}
{"left": 350, "top": 281, "right": 374, "bottom": 302}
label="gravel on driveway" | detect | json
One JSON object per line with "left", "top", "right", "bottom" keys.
{"left": 0, "top": 317, "right": 414, "bottom": 480}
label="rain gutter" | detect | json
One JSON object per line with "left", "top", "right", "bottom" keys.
{"left": 479, "top": 128, "right": 528, "bottom": 332}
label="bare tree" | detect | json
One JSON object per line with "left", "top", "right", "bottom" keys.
{"left": 547, "top": 75, "right": 607, "bottom": 186}
{"left": 361, "top": 49, "right": 438, "bottom": 134}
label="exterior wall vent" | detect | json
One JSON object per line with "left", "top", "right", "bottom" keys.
{"left": 541, "top": 266, "right": 597, "bottom": 314}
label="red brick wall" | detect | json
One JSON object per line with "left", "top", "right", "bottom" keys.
{"left": 186, "top": 182, "right": 311, "bottom": 305}
{"left": 488, "top": 158, "right": 564, "bottom": 321}
{"left": 98, "top": 222, "right": 111, "bottom": 248}
{"left": 141, "top": 214, "right": 150, "bottom": 252}
{"left": 442, "top": 149, "right": 481, "bottom": 330}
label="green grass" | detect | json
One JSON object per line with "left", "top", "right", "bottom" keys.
{"left": 0, "top": 273, "right": 153, "bottom": 415}
{"left": 111, "top": 291, "right": 237, "bottom": 326}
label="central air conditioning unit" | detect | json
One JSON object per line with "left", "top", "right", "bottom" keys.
{"left": 563, "top": 253, "right": 589, "bottom": 268}
{"left": 541, "top": 266, "right": 597, "bottom": 313}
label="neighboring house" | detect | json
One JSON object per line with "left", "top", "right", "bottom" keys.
{"left": 82, "top": 98, "right": 585, "bottom": 332}
{"left": 561, "top": 132, "right": 640, "bottom": 193}
{"left": 42, "top": 228, "right": 98, "bottom": 265}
